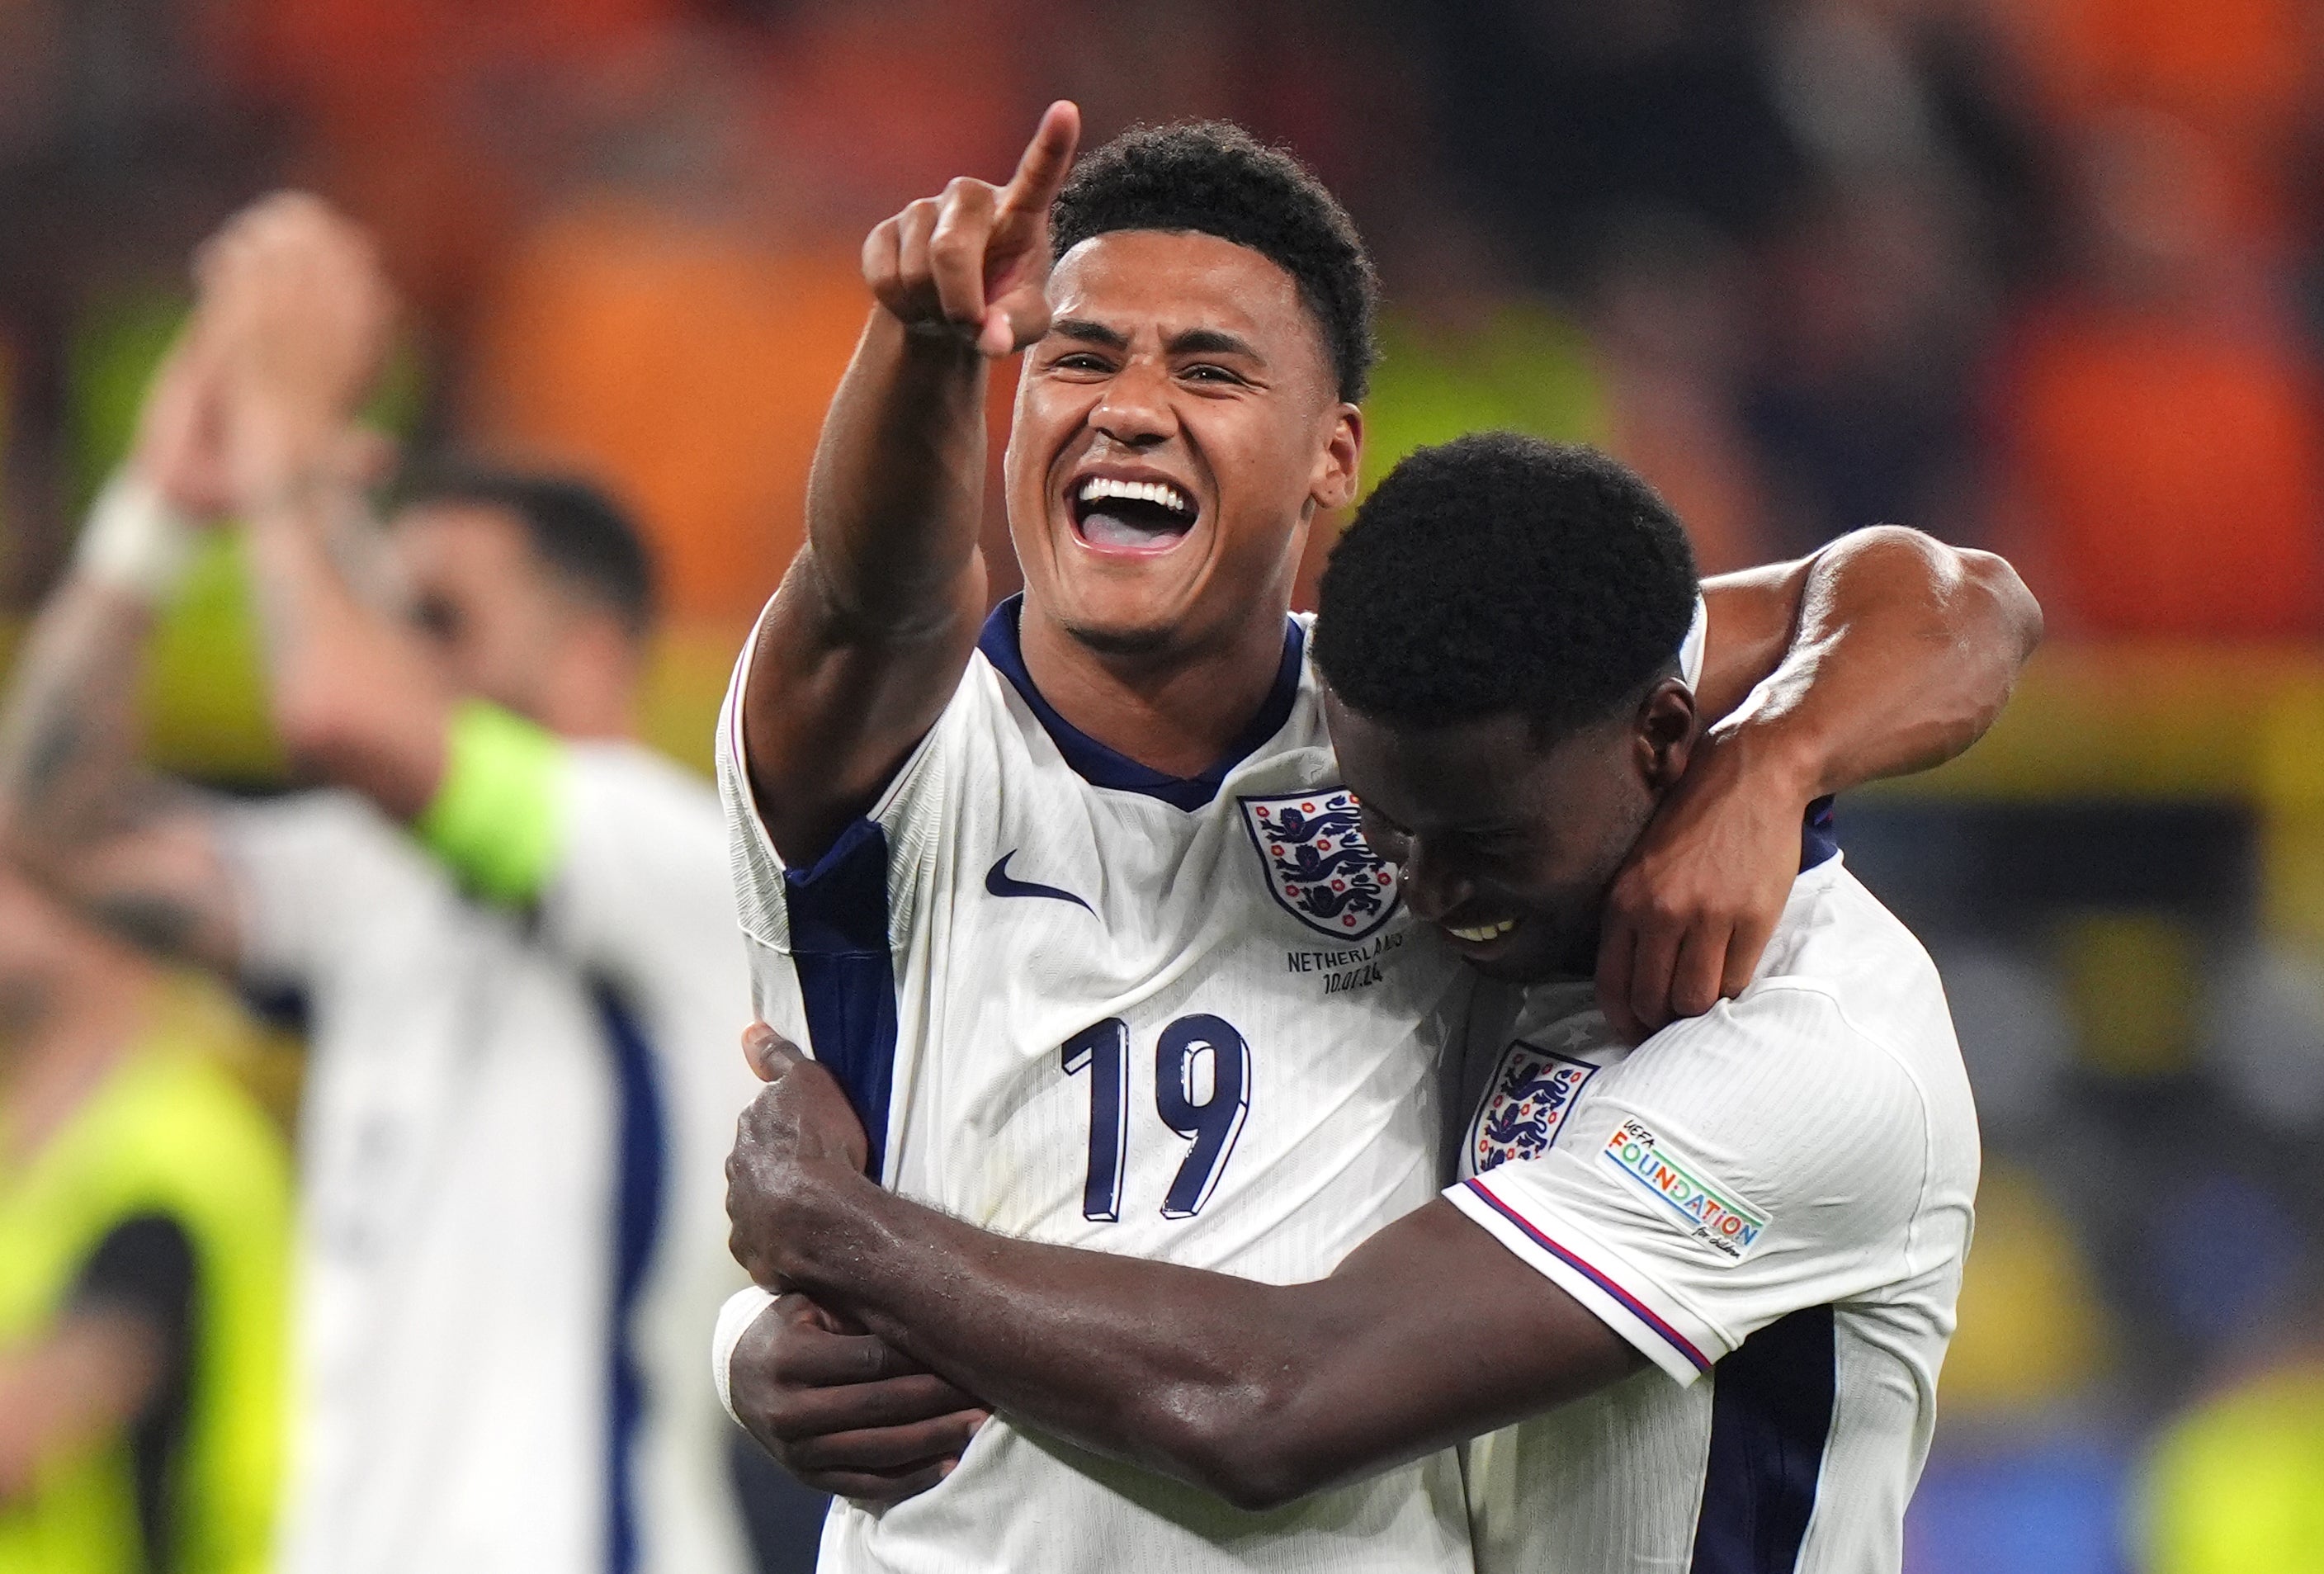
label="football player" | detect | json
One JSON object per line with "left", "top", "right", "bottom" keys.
{"left": 728, "top": 433, "right": 1994, "bottom": 1570}
{"left": 717, "top": 102, "right": 2034, "bottom": 1570}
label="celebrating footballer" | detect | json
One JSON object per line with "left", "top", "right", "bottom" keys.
{"left": 716, "top": 100, "right": 2037, "bottom": 1572}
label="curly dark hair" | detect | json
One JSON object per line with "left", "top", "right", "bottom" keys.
{"left": 1051, "top": 121, "right": 1379, "bottom": 402}
{"left": 1315, "top": 433, "right": 1698, "bottom": 739}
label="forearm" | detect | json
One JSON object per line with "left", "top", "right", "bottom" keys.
{"left": 743, "top": 314, "right": 993, "bottom": 857}
{"left": 241, "top": 471, "right": 451, "bottom": 820}
{"left": 771, "top": 1165, "right": 1301, "bottom": 1501}
{"left": 800, "top": 310, "right": 993, "bottom": 638}
{"left": 0, "top": 569, "right": 161, "bottom": 862}
{"left": 758, "top": 1168, "right": 1616, "bottom": 1510}
{"left": 1719, "top": 527, "right": 2040, "bottom": 798}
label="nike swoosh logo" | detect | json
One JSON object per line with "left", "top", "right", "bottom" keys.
{"left": 985, "top": 852, "right": 1092, "bottom": 913}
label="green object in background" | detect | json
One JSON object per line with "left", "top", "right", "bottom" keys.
{"left": 61, "top": 289, "right": 427, "bottom": 784}
{"left": 139, "top": 532, "right": 286, "bottom": 782}
{"left": 65, "top": 294, "right": 187, "bottom": 517}
{"left": 1358, "top": 302, "right": 1606, "bottom": 496}
{"left": 0, "top": 1042, "right": 292, "bottom": 1574}
{"left": 415, "top": 698, "right": 569, "bottom": 905}
{"left": 2142, "top": 1363, "right": 2324, "bottom": 1573}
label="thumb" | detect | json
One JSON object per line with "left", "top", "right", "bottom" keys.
{"left": 742, "top": 1022, "right": 804, "bottom": 1082}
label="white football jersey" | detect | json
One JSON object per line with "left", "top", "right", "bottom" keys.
{"left": 220, "top": 746, "right": 767, "bottom": 1574}
{"left": 1446, "top": 848, "right": 1979, "bottom": 1574}
{"left": 717, "top": 598, "right": 1476, "bottom": 1573}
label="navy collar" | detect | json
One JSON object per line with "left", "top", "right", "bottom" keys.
{"left": 977, "top": 595, "right": 1306, "bottom": 811}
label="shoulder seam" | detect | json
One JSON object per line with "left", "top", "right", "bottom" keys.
{"left": 1710, "top": 979, "right": 1941, "bottom": 1283}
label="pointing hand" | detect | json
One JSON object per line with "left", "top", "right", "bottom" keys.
{"left": 862, "top": 100, "right": 1082, "bottom": 357}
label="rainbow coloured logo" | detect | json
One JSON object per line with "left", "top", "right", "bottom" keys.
{"left": 1599, "top": 1118, "right": 1769, "bottom": 1262}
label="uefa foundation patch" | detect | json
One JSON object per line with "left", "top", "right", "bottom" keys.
{"left": 1599, "top": 1117, "right": 1770, "bottom": 1263}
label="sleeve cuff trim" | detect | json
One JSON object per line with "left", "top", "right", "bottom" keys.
{"left": 1457, "top": 1175, "right": 1714, "bottom": 1377}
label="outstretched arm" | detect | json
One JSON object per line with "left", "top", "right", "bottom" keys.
{"left": 1602, "top": 527, "right": 2040, "bottom": 1039}
{"left": 726, "top": 1032, "right": 1636, "bottom": 1513}
{"left": 740, "top": 102, "right": 1079, "bottom": 863}
{"left": 201, "top": 194, "right": 449, "bottom": 821}
{"left": 0, "top": 329, "right": 243, "bottom": 969}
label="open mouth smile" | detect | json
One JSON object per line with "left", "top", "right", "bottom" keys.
{"left": 1071, "top": 475, "right": 1199, "bottom": 553}
{"left": 1446, "top": 918, "right": 1519, "bottom": 944}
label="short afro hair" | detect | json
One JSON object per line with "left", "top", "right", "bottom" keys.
{"left": 1315, "top": 434, "right": 1698, "bottom": 740}
{"left": 395, "top": 462, "right": 658, "bottom": 638}
{"left": 1051, "top": 121, "right": 1378, "bottom": 402}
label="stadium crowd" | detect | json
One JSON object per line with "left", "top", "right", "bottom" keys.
{"left": 2, "top": 1, "right": 2322, "bottom": 1572}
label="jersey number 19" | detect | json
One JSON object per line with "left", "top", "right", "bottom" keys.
{"left": 1060, "top": 1016, "right": 1250, "bottom": 1222}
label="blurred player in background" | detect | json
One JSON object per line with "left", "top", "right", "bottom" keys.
{"left": 714, "top": 103, "right": 2034, "bottom": 1568}
{"left": 0, "top": 196, "right": 782, "bottom": 1574}
{"left": 726, "top": 434, "right": 1993, "bottom": 1572}
{"left": 0, "top": 866, "right": 289, "bottom": 1574}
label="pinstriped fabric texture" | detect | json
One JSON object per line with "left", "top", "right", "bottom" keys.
{"left": 716, "top": 609, "right": 1477, "bottom": 1573}
{"left": 1450, "top": 859, "right": 1978, "bottom": 1573}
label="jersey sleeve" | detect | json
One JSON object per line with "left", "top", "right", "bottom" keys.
{"left": 212, "top": 790, "right": 421, "bottom": 992}
{"left": 712, "top": 610, "right": 967, "bottom": 961}
{"left": 1448, "top": 982, "right": 1934, "bottom": 1384}
{"left": 535, "top": 744, "right": 735, "bottom": 980}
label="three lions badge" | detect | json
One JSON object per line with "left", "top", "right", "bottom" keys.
{"left": 1240, "top": 789, "right": 1402, "bottom": 942}
{"left": 1469, "top": 1042, "right": 1599, "bottom": 1173}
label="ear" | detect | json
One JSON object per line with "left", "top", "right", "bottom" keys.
{"left": 1632, "top": 678, "right": 1698, "bottom": 792}
{"left": 1309, "top": 402, "right": 1363, "bottom": 514}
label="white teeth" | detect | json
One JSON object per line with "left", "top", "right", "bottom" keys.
{"left": 1448, "top": 919, "right": 1517, "bottom": 943}
{"left": 1076, "top": 476, "right": 1194, "bottom": 517}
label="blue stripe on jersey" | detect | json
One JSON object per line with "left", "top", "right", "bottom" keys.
{"left": 977, "top": 594, "right": 1306, "bottom": 810}
{"left": 783, "top": 815, "right": 900, "bottom": 1181}
{"left": 1689, "top": 1303, "right": 1836, "bottom": 1574}
{"left": 1800, "top": 796, "right": 1840, "bottom": 872}
{"left": 592, "top": 985, "right": 668, "bottom": 1574}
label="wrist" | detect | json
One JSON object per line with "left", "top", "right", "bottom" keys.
{"left": 74, "top": 471, "right": 197, "bottom": 603}
{"left": 774, "top": 1155, "right": 884, "bottom": 1288}
{"left": 1703, "top": 707, "right": 1828, "bottom": 806}
{"left": 233, "top": 404, "right": 345, "bottom": 511}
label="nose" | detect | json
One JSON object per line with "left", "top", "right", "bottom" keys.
{"left": 1396, "top": 839, "right": 1471, "bottom": 925}
{"left": 1090, "top": 361, "right": 1177, "bottom": 448}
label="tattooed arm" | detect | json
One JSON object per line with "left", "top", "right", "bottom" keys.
{"left": 0, "top": 338, "right": 244, "bottom": 971}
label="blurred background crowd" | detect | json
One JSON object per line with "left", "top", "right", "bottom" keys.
{"left": 3, "top": 0, "right": 2323, "bottom": 1570}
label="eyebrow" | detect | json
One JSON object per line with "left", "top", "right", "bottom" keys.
{"left": 1166, "top": 326, "right": 1262, "bottom": 362}
{"left": 1048, "top": 319, "right": 1264, "bottom": 363}
{"left": 1051, "top": 318, "right": 1130, "bottom": 349}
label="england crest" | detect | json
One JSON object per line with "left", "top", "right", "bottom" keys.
{"left": 1468, "top": 1041, "right": 1599, "bottom": 1174}
{"left": 1239, "top": 788, "right": 1401, "bottom": 942}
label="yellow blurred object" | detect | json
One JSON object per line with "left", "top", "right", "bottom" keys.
{"left": 639, "top": 622, "right": 740, "bottom": 779}
{"left": 139, "top": 969, "right": 306, "bottom": 1139}
{"left": 139, "top": 533, "right": 287, "bottom": 784}
{"left": 1358, "top": 303, "right": 1605, "bottom": 497}
{"left": 1860, "top": 645, "right": 2324, "bottom": 975}
{"left": 1939, "top": 1160, "right": 2114, "bottom": 1416}
{"left": 2053, "top": 908, "right": 2199, "bottom": 1077}
{"left": 2141, "top": 1361, "right": 2324, "bottom": 1574}
{"left": 0, "top": 1030, "right": 292, "bottom": 1574}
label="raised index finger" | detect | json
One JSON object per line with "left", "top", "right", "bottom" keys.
{"left": 997, "top": 101, "right": 1082, "bottom": 219}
